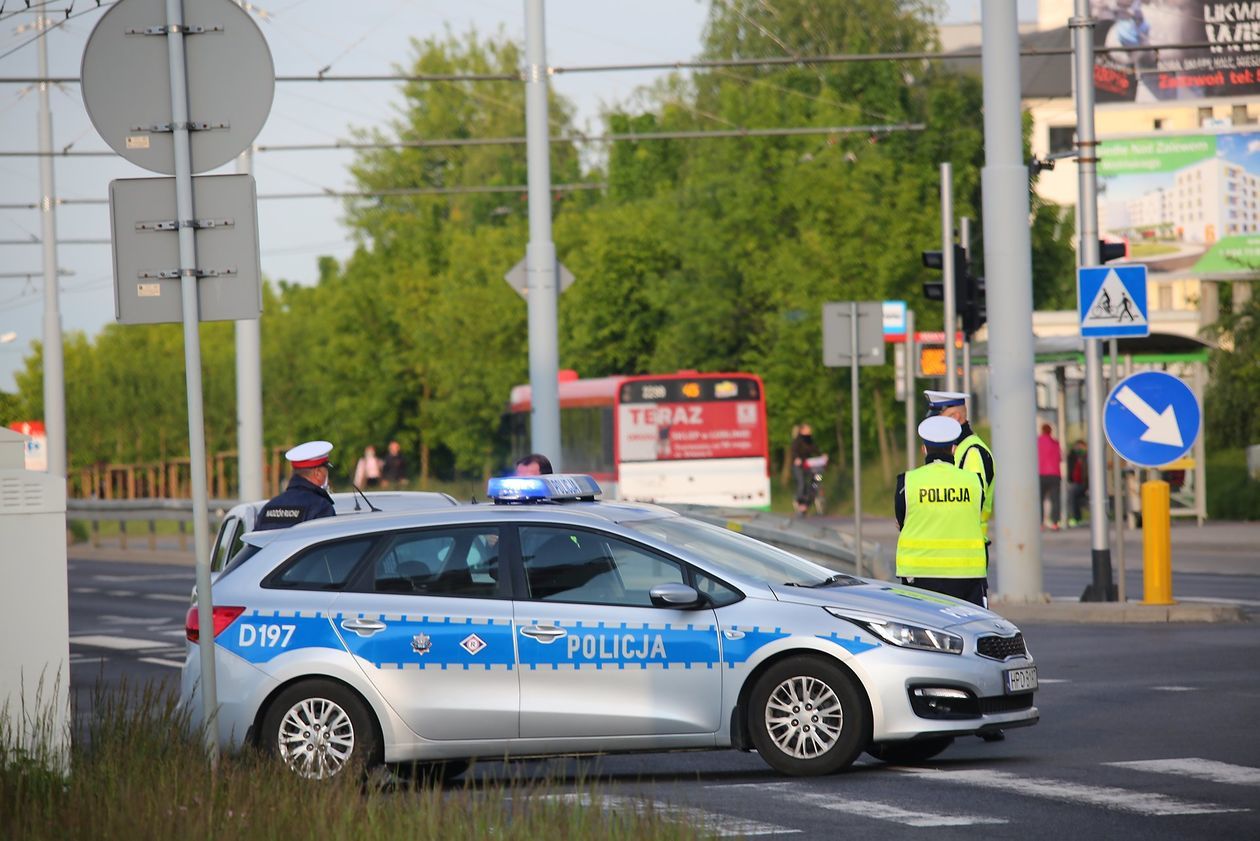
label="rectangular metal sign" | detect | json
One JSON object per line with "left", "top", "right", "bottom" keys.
{"left": 110, "top": 174, "right": 262, "bottom": 324}
{"left": 822, "top": 301, "right": 886, "bottom": 367}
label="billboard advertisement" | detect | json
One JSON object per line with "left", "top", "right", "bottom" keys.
{"left": 1098, "top": 129, "right": 1260, "bottom": 278}
{"left": 1092, "top": 1, "right": 1260, "bottom": 103}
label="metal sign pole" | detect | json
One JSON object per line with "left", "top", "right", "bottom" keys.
{"left": 523, "top": 0, "right": 562, "bottom": 468}
{"left": 940, "top": 163, "right": 957, "bottom": 392}
{"left": 1072, "top": 0, "right": 1115, "bottom": 601}
{"left": 164, "top": 0, "right": 218, "bottom": 764}
{"left": 235, "top": 146, "right": 264, "bottom": 502}
{"left": 1110, "top": 339, "right": 1125, "bottom": 602}
{"left": 36, "top": 15, "right": 66, "bottom": 479}
{"left": 850, "top": 301, "right": 863, "bottom": 577}
{"left": 904, "top": 309, "right": 916, "bottom": 473}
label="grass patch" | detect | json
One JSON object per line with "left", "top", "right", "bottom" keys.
{"left": 1205, "top": 448, "right": 1260, "bottom": 520}
{"left": 1, "top": 682, "right": 716, "bottom": 841}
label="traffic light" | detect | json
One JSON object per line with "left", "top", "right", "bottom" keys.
{"left": 922, "top": 245, "right": 986, "bottom": 338}
{"left": 921, "top": 245, "right": 967, "bottom": 302}
{"left": 1099, "top": 239, "right": 1128, "bottom": 263}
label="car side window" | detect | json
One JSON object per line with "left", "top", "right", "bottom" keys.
{"left": 520, "top": 526, "right": 685, "bottom": 607}
{"left": 693, "top": 570, "right": 743, "bottom": 608}
{"left": 211, "top": 517, "right": 241, "bottom": 573}
{"left": 266, "top": 538, "right": 375, "bottom": 590}
{"left": 372, "top": 527, "right": 503, "bottom": 598}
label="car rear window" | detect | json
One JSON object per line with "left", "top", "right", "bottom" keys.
{"left": 264, "top": 537, "right": 375, "bottom": 590}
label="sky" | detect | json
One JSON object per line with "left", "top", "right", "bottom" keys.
{"left": 0, "top": 0, "right": 1032, "bottom": 392}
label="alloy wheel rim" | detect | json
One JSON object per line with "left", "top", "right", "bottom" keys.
{"left": 764, "top": 675, "right": 843, "bottom": 759}
{"left": 276, "top": 697, "right": 356, "bottom": 779}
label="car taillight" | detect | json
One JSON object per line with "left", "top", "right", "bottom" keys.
{"left": 185, "top": 605, "right": 246, "bottom": 643}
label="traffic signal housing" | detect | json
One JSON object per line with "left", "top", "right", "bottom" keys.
{"left": 1099, "top": 239, "right": 1129, "bottom": 263}
{"left": 922, "top": 245, "right": 986, "bottom": 338}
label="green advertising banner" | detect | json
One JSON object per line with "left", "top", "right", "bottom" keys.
{"left": 1098, "top": 130, "right": 1260, "bottom": 278}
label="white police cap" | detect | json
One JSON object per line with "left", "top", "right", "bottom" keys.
{"left": 918, "top": 415, "right": 962, "bottom": 445}
{"left": 285, "top": 440, "right": 334, "bottom": 468}
{"left": 923, "top": 389, "right": 969, "bottom": 409}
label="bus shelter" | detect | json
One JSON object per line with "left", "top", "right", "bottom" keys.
{"left": 970, "top": 331, "right": 1213, "bottom": 527}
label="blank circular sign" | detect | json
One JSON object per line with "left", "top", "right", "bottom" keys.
{"left": 81, "top": 0, "right": 274, "bottom": 174}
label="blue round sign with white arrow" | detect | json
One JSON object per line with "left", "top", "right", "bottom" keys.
{"left": 1103, "top": 371, "right": 1201, "bottom": 468}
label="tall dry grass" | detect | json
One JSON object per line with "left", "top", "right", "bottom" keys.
{"left": 1, "top": 681, "right": 716, "bottom": 841}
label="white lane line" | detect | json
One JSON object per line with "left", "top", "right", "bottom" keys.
{"left": 106, "top": 590, "right": 139, "bottom": 598}
{"left": 895, "top": 768, "right": 1247, "bottom": 816}
{"left": 1151, "top": 686, "right": 1198, "bottom": 692}
{"left": 1107, "top": 758, "right": 1260, "bottom": 787}
{"left": 146, "top": 593, "right": 192, "bottom": 603}
{"left": 539, "top": 793, "right": 799, "bottom": 836}
{"left": 161, "top": 629, "right": 189, "bottom": 637}
{"left": 1037, "top": 678, "right": 1070, "bottom": 684}
{"left": 138, "top": 656, "right": 184, "bottom": 669}
{"left": 72, "top": 587, "right": 99, "bottom": 594}
{"left": 70, "top": 634, "right": 168, "bottom": 651}
{"left": 94, "top": 573, "right": 193, "bottom": 583}
{"left": 755, "top": 785, "right": 1005, "bottom": 827}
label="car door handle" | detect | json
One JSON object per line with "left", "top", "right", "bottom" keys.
{"left": 520, "top": 624, "right": 567, "bottom": 644}
{"left": 340, "top": 618, "right": 387, "bottom": 637}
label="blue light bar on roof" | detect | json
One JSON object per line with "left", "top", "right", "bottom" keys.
{"left": 486, "top": 473, "right": 602, "bottom": 504}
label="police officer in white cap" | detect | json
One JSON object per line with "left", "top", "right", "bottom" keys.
{"left": 924, "top": 390, "right": 995, "bottom": 542}
{"left": 255, "top": 441, "right": 337, "bottom": 531}
{"left": 895, "top": 416, "right": 988, "bottom": 607}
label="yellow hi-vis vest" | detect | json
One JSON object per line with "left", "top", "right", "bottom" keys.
{"left": 896, "top": 460, "right": 987, "bottom": 579}
{"left": 955, "top": 432, "right": 995, "bottom": 539}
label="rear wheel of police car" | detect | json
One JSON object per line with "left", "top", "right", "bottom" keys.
{"left": 748, "top": 656, "right": 868, "bottom": 776}
{"left": 261, "top": 679, "right": 381, "bottom": 780}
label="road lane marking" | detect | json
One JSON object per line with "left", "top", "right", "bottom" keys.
{"left": 539, "top": 793, "right": 799, "bottom": 836}
{"left": 72, "top": 587, "right": 99, "bottom": 594}
{"left": 1151, "top": 686, "right": 1198, "bottom": 692}
{"left": 894, "top": 768, "right": 1246, "bottom": 815}
{"left": 138, "top": 656, "right": 184, "bottom": 669}
{"left": 735, "top": 784, "right": 1005, "bottom": 827}
{"left": 145, "top": 593, "right": 192, "bottom": 603}
{"left": 70, "top": 635, "right": 168, "bottom": 651}
{"left": 93, "top": 573, "right": 193, "bottom": 582}
{"left": 1107, "top": 758, "right": 1260, "bottom": 787}
{"left": 1037, "top": 678, "right": 1070, "bottom": 684}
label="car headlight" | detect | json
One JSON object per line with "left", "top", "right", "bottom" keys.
{"left": 825, "top": 607, "right": 963, "bottom": 655}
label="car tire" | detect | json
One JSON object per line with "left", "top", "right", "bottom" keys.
{"left": 261, "top": 679, "right": 381, "bottom": 779}
{"left": 747, "top": 656, "right": 868, "bottom": 776}
{"left": 392, "top": 758, "right": 471, "bottom": 786}
{"left": 865, "top": 736, "right": 954, "bottom": 765}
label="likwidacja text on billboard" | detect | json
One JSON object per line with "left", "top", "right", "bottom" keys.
{"left": 1099, "top": 129, "right": 1260, "bottom": 278}
{"left": 1092, "top": 1, "right": 1260, "bottom": 104}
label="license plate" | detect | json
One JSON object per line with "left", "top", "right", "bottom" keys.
{"left": 1004, "top": 666, "right": 1038, "bottom": 694}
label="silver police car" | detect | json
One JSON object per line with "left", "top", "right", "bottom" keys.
{"left": 181, "top": 475, "right": 1038, "bottom": 780}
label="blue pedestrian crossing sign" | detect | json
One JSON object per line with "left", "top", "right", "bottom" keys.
{"left": 1078, "top": 265, "right": 1149, "bottom": 338}
{"left": 1104, "top": 371, "right": 1200, "bottom": 468}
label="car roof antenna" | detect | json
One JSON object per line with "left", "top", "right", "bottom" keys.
{"left": 350, "top": 482, "right": 381, "bottom": 513}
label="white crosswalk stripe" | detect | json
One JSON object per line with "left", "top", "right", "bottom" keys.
{"left": 1106, "top": 758, "right": 1260, "bottom": 787}
{"left": 70, "top": 634, "right": 168, "bottom": 651}
{"left": 539, "top": 793, "right": 799, "bottom": 836}
{"left": 746, "top": 784, "right": 1006, "bottom": 827}
{"left": 894, "top": 767, "right": 1248, "bottom": 816}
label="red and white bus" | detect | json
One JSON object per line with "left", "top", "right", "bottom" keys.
{"left": 508, "top": 371, "right": 770, "bottom": 508}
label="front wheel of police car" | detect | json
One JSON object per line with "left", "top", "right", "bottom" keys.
{"left": 748, "top": 655, "right": 868, "bottom": 776}
{"left": 260, "top": 679, "right": 381, "bottom": 780}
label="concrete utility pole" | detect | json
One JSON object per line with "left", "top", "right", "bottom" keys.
{"left": 960, "top": 216, "right": 973, "bottom": 394}
{"left": 522, "top": 0, "right": 562, "bottom": 468}
{"left": 1072, "top": 0, "right": 1116, "bottom": 601}
{"left": 980, "top": 0, "right": 1042, "bottom": 600}
{"left": 940, "top": 162, "right": 958, "bottom": 392}
{"left": 235, "top": 146, "right": 264, "bottom": 501}
{"left": 36, "top": 15, "right": 66, "bottom": 478}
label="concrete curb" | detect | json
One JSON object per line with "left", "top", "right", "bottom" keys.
{"left": 990, "top": 599, "right": 1250, "bottom": 624}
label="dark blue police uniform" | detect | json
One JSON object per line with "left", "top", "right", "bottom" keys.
{"left": 255, "top": 475, "right": 336, "bottom": 531}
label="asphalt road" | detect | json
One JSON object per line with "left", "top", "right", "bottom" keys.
{"left": 67, "top": 556, "right": 1260, "bottom": 840}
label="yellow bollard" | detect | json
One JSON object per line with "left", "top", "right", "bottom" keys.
{"left": 1142, "top": 480, "right": 1174, "bottom": 605}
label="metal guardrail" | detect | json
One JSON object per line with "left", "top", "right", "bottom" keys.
{"left": 664, "top": 504, "right": 890, "bottom": 580}
{"left": 67, "top": 498, "right": 240, "bottom": 551}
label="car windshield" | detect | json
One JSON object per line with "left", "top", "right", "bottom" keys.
{"left": 623, "top": 517, "right": 834, "bottom": 587}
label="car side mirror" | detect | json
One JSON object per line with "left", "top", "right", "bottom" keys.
{"left": 649, "top": 583, "right": 705, "bottom": 609}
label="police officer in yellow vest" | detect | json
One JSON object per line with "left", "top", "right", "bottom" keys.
{"left": 924, "top": 389, "right": 995, "bottom": 540}
{"left": 895, "top": 415, "right": 988, "bottom": 607}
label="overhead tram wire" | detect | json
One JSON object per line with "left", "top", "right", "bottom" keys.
{"left": 0, "top": 182, "right": 610, "bottom": 209}
{"left": 1, "top": 122, "right": 925, "bottom": 158}
{"left": 0, "top": 40, "right": 1233, "bottom": 85}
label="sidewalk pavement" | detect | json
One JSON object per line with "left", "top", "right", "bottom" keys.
{"left": 69, "top": 517, "right": 1256, "bottom": 624}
